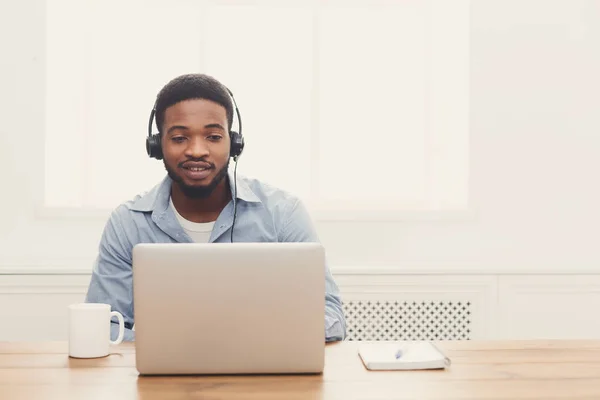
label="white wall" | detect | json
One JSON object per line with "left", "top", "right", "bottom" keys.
{"left": 1, "top": 0, "right": 599, "bottom": 275}
{"left": 3, "top": 272, "right": 600, "bottom": 341}
{"left": 324, "top": 0, "right": 600, "bottom": 272}
{"left": 43, "top": 0, "right": 470, "bottom": 215}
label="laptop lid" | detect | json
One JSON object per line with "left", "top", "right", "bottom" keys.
{"left": 132, "top": 242, "right": 325, "bottom": 375}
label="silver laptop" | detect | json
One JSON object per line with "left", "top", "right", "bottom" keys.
{"left": 132, "top": 242, "right": 325, "bottom": 375}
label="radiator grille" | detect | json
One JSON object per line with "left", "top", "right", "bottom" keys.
{"left": 343, "top": 300, "right": 471, "bottom": 340}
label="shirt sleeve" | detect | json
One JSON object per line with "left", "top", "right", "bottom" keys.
{"left": 84, "top": 207, "right": 136, "bottom": 342}
{"left": 278, "top": 198, "right": 347, "bottom": 342}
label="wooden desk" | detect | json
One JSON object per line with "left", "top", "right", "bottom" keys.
{"left": 1, "top": 340, "right": 600, "bottom": 399}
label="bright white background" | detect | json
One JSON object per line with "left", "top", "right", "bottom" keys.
{"left": 43, "top": 0, "right": 469, "bottom": 216}
{"left": 1, "top": 0, "right": 600, "bottom": 342}
{"left": 0, "top": 0, "right": 598, "bottom": 273}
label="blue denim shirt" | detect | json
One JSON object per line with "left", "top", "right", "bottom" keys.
{"left": 85, "top": 172, "right": 346, "bottom": 342}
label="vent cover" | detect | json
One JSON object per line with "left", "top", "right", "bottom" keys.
{"left": 343, "top": 300, "right": 471, "bottom": 341}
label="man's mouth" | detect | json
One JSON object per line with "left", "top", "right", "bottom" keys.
{"left": 181, "top": 161, "right": 213, "bottom": 170}
{"left": 185, "top": 166, "right": 209, "bottom": 172}
{"left": 180, "top": 161, "right": 213, "bottom": 180}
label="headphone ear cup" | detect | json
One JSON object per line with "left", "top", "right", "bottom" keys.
{"left": 146, "top": 134, "right": 163, "bottom": 160}
{"left": 230, "top": 131, "right": 244, "bottom": 158}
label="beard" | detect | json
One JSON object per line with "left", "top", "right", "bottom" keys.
{"left": 164, "top": 157, "right": 230, "bottom": 199}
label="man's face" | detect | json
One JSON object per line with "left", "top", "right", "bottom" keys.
{"left": 161, "top": 98, "right": 231, "bottom": 198}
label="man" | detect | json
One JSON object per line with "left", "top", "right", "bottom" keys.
{"left": 85, "top": 73, "right": 347, "bottom": 342}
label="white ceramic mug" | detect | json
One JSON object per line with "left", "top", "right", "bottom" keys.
{"left": 68, "top": 303, "right": 125, "bottom": 358}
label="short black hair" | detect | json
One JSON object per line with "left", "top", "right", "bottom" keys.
{"left": 154, "top": 73, "right": 234, "bottom": 135}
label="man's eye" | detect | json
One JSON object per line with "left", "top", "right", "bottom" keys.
{"left": 208, "top": 135, "right": 223, "bottom": 141}
{"left": 171, "top": 137, "right": 186, "bottom": 143}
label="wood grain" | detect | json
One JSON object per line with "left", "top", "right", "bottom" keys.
{"left": 1, "top": 340, "right": 600, "bottom": 399}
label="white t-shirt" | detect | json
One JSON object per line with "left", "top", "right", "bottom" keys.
{"left": 169, "top": 197, "right": 215, "bottom": 243}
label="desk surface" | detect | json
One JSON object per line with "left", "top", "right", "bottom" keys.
{"left": 1, "top": 340, "right": 600, "bottom": 399}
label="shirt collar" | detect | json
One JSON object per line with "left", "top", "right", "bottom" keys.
{"left": 129, "top": 171, "right": 261, "bottom": 213}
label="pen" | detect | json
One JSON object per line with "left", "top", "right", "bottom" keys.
{"left": 395, "top": 344, "right": 409, "bottom": 359}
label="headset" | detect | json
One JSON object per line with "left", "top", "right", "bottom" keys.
{"left": 145, "top": 87, "right": 245, "bottom": 242}
{"left": 145, "top": 87, "right": 245, "bottom": 161}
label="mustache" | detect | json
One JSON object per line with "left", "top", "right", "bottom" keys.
{"left": 178, "top": 158, "right": 215, "bottom": 169}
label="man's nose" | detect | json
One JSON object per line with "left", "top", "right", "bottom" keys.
{"left": 184, "top": 137, "right": 209, "bottom": 158}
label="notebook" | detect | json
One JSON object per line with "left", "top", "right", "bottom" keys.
{"left": 358, "top": 341, "right": 451, "bottom": 371}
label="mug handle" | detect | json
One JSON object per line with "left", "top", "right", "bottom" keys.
{"left": 110, "top": 311, "right": 125, "bottom": 345}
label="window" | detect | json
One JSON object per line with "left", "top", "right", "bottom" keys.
{"left": 44, "top": 0, "right": 469, "bottom": 218}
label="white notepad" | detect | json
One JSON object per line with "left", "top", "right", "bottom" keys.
{"left": 358, "top": 341, "right": 451, "bottom": 371}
